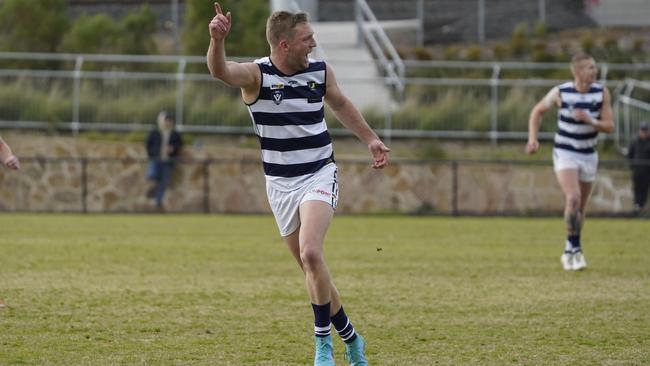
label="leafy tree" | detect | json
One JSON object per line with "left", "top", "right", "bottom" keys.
{"left": 0, "top": 0, "right": 69, "bottom": 52}
{"left": 60, "top": 14, "right": 120, "bottom": 54}
{"left": 61, "top": 5, "right": 156, "bottom": 55}
{"left": 118, "top": 4, "right": 158, "bottom": 55}
{"left": 183, "top": 0, "right": 268, "bottom": 57}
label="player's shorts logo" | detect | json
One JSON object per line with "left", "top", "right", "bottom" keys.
{"left": 272, "top": 90, "right": 283, "bottom": 105}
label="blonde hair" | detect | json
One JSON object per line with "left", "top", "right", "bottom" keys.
{"left": 266, "top": 11, "right": 310, "bottom": 47}
{"left": 571, "top": 53, "right": 594, "bottom": 69}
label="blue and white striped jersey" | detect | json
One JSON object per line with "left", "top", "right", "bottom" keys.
{"left": 246, "top": 57, "right": 333, "bottom": 191}
{"left": 553, "top": 82, "right": 603, "bottom": 154}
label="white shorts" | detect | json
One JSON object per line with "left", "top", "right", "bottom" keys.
{"left": 266, "top": 163, "right": 339, "bottom": 236}
{"left": 553, "top": 148, "right": 598, "bottom": 182}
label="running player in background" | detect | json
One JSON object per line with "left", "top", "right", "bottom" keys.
{"left": 526, "top": 53, "right": 614, "bottom": 271}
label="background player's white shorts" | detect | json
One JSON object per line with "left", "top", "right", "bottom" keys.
{"left": 553, "top": 148, "right": 598, "bottom": 182}
{"left": 266, "top": 163, "right": 338, "bottom": 237}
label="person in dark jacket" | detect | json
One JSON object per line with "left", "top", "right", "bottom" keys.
{"left": 146, "top": 111, "right": 183, "bottom": 210}
{"left": 627, "top": 122, "right": 650, "bottom": 215}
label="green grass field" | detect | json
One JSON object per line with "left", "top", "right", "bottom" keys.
{"left": 1, "top": 214, "right": 648, "bottom": 365}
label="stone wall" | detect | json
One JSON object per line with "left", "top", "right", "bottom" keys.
{"left": 0, "top": 134, "right": 636, "bottom": 215}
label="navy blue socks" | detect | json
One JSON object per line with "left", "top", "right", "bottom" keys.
{"left": 312, "top": 302, "right": 331, "bottom": 338}
{"left": 331, "top": 306, "right": 357, "bottom": 343}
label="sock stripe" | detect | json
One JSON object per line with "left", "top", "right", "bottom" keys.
{"left": 337, "top": 322, "right": 352, "bottom": 336}
{"left": 315, "top": 324, "right": 331, "bottom": 337}
{"left": 315, "top": 325, "right": 331, "bottom": 332}
{"left": 340, "top": 328, "right": 355, "bottom": 341}
{"left": 331, "top": 306, "right": 358, "bottom": 343}
{"left": 341, "top": 329, "right": 357, "bottom": 342}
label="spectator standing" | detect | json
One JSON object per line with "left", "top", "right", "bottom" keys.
{"left": 145, "top": 111, "right": 183, "bottom": 210}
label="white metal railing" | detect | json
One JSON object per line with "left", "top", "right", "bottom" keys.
{"left": 1, "top": 52, "right": 649, "bottom": 142}
{"left": 404, "top": 59, "right": 650, "bottom": 73}
{"left": 615, "top": 79, "right": 650, "bottom": 153}
{"left": 354, "top": 0, "right": 406, "bottom": 94}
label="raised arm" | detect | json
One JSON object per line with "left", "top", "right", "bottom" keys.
{"left": 324, "top": 64, "right": 389, "bottom": 168}
{"left": 207, "top": 2, "right": 259, "bottom": 92}
{"left": 526, "top": 87, "right": 558, "bottom": 154}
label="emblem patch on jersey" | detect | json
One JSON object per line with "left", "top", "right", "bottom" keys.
{"left": 307, "top": 81, "right": 317, "bottom": 90}
{"left": 272, "top": 90, "right": 283, "bottom": 105}
{"left": 270, "top": 83, "right": 284, "bottom": 90}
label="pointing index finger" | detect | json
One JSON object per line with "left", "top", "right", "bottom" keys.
{"left": 214, "top": 2, "right": 222, "bottom": 15}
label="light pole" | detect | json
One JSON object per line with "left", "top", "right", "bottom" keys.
{"left": 171, "top": 0, "right": 179, "bottom": 54}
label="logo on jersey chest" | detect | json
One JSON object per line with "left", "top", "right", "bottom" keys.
{"left": 272, "top": 90, "right": 283, "bottom": 105}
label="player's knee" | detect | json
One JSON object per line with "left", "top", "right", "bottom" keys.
{"left": 566, "top": 192, "right": 581, "bottom": 209}
{"left": 300, "top": 246, "right": 323, "bottom": 271}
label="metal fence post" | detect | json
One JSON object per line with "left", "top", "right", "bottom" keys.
{"left": 600, "top": 63, "right": 609, "bottom": 85}
{"left": 355, "top": 0, "right": 363, "bottom": 46}
{"left": 81, "top": 157, "right": 87, "bottom": 213}
{"left": 176, "top": 58, "right": 186, "bottom": 131}
{"left": 477, "top": 0, "right": 485, "bottom": 44}
{"left": 490, "top": 64, "right": 501, "bottom": 145}
{"left": 451, "top": 160, "right": 458, "bottom": 216}
{"left": 416, "top": 0, "right": 424, "bottom": 47}
{"left": 171, "top": 0, "right": 180, "bottom": 54}
{"left": 384, "top": 106, "right": 392, "bottom": 147}
{"left": 539, "top": 0, "right": 546, "bottom": 25}
{"left": 72, "top": 56, "right": 84, "bottom": 135}
{"left": 203, "top": 159, "right": 210, "bottom": 214}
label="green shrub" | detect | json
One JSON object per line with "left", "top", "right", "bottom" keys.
{"left": 580, "top": 35, "right": 595, "bottom": 54}
{"left": 393, "top": 88, "right": 490, "bottom": 131}
{"left": 183, "top": 0, "right": 268, "bottom": 57}
{"left": 0, "top": 0, "right": 69, "bottom": 53}
{"left": 533, "top": 21, "right": 547, "bottom": 38}
{"left": 510, "top": 22, "right": 529, "bottom": 57}
{"left": 443, "top": 46, "right": 460, "bottom": 60}
{"left": 465, "top": 44, "right": 483, "bottom": 61}
{"left": 632, "top": 38, "right": 644, "bottom": 53}
{"left": 491, "top": 44, "right": 509, "bottom": 60}
{"left": 118, "top": 4, "right": 158, "bottom": 55}
{"left": 61, "top": 14, "right": 120, "bottom": 54}
{"left": 413, "top": 47, "right": 433, "bottom": 60}
{"left": 418, "top": 144, "right": 447, "bottom": 160}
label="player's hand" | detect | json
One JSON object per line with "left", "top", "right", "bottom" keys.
{"left": 209, "top": 2, "right": 232, "bottom": 42}
{"left": 573, "top": 108, "right": 593, "bottom": 124}
{"left": 368, "top": 139, "right": 390, "bottom": 169}
{"left": 4, "top": 155, "right": 19, "bottom": 170}
{"left": 525, "top": 140, "right": 539, "bottom": 155}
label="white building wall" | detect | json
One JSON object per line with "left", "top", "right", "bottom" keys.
{"left": 587, "top": 0, "right": 650, "bottom": 26}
